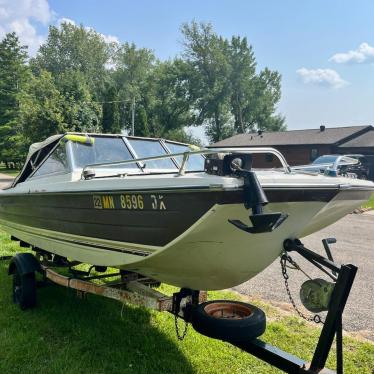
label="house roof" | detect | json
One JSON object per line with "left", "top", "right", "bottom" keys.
{"left": 211, "top": 125, "right": 372, "bottom": 147}
{"left": 339, "top": 130, "right": 374, "bottom": 148}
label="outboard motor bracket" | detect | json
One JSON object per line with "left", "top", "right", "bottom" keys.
{"left": 226, "top": 158, "right": 288, "bottom": 234}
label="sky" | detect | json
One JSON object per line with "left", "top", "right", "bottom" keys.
{"left": 1, "top": 0, "right": 374, "bottom": 140}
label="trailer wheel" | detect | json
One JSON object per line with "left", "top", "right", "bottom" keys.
{"left": 12, "top": 269, "right": 36, "bottom": 310}
{"left": 192, "top": 300, "right": 266, "bottom": 342}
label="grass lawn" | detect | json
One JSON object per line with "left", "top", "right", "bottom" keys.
{"left": 363, "top": 193, "right": 374, "bottom": 209}
{"left": 0, "top": 164, "right": 19, "bottom": 177}
{"left": 0, "top": 230, "right": 373, "bottom": 374}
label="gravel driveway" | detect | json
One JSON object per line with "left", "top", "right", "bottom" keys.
{"left": 233, "top": 213, "right": 374, "bottom": 341}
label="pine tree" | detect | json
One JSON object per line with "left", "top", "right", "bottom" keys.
{"left": 0, "top": 32, "right": 29, "bottom": 166}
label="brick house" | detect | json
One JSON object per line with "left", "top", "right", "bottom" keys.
{"left": 211, "top": 125, "right": 374, "bottom": 179}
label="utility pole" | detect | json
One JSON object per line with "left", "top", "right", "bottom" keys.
{"left": 131, "top": 97, "right": 135, "bottom": 136}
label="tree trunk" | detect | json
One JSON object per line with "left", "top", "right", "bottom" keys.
{"left": 236, "top": 93, "right": 244, "bottom": 133}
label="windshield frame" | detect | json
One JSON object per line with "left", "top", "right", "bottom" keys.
{"left": 161, "top": 139, "right": 205, "bottom": 171}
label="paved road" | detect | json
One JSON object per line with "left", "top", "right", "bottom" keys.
{"left": 233, "top": 213, "right": 374, "bottom": 341}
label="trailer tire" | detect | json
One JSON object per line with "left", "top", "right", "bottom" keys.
{"left": 192, "top": 300, "right": 265, "bottom": 342}
{"left": 13, "top": 269, "right": 36, "bottom": 310}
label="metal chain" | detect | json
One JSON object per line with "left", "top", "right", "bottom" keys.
{"left": 280, "top": 253, "right": 324, "bottom": 324}
{"left": 174, "top": 314, "right": 189, "bottom": 340}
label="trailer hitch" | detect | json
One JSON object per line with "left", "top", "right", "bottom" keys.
{"left": 171, "top": 288, "right": 201, "bottom": 340}
{"left": 229, "top": 166, "right": 288, "bottom": 234}
{"left": 172, "top": 288, "right": 200, "bottom": 320}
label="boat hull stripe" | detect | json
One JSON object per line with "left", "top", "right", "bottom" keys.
{"left": 1, "top": 187, "right": 367, "bottom": 248}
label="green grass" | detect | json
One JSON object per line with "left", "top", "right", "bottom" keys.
{"left": 363, "top": 193, "right": 374, "bottom": 209}
{"left": 0, "top": 164, "right": 19, "bottom": 177}
{"left": 0, "top": 230, "right": 373, "bottom": 373}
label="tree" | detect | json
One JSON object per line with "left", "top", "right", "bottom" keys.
{"left": 28, "top": 23, "right": 107, "bottom": 134}
{"left": 164, "top": 128, "right": 203, "bottom": 146}
{"left": 31, "top": 22, "right": 113, "bottom": 99}
{"left": 0, "top": 21, "right": 285, "bottom": 153}
{"left": 181, "top": 22, "right": 286, "bottom": 142}
{"left": 0, "top": 32, "right": 29, "bottom": 165}
{"left": 148, "top": 59, "right": 194, "bottom": 138}
{"left": 102, "top": 77, "right": 121, "bottom": 134}
{"left": 19, "top": 70, "right": 65, "bottom": 143}
{"left": 232, "top": 67, "right": 284, "bottom": 133}
{"left": 227, "top": 36, "right": 256, "bottom": 133}
{"left": 227, "top": 37, "right": 285, "bottom": 134}
{"left": 251, "top": 68, "right": 285, "bottom": 131}
{"left": 55, "top": 70, "right": 102, "bottom": 133}
{"left": 113, "top": 52, "right": 197, "bottom": 140}
{"left": 181, "top": 22, "right": 234, "bottom": 142}
{"left": 113, "top": 43, "right": 155, "bottom": 136}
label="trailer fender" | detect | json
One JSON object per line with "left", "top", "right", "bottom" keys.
{"left": 8, "top": 253, "right": 41, "bottom": 276}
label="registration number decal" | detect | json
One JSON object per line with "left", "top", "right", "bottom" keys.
{"left": 120, "top": 194, "right": 144, "bottom": 210}
{"left": 93, "top": 194, "right": 167, "bottom": 210}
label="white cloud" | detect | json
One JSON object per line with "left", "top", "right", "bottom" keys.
{"left": 296, "top": 67, "right": 348, "bottom": 89}
{"left": 0, "top": 0, "right": 120, "bottom": 58}
{"left": 330, "top": 42, "right": 374, "bottom": 64}
{"left": 0, "top": 0, "right": 54, "bottom": 56}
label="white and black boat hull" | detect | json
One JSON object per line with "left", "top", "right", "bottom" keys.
{"left": 0, "top": 185, "right": 371, "bottom": 290}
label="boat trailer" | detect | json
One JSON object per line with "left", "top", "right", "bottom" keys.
{"left": 230, "top": 238, "right": 357, "bottom": 374}
{"left": 2, "top": 237, "right": 357, "bottom": 374}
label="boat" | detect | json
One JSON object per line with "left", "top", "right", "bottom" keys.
{"left": 0, "top": 133, "right": 373, "bottom": 290}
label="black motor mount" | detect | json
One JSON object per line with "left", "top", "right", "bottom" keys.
{"left": 206, "top": 153, "right": 288, "bottom": 234}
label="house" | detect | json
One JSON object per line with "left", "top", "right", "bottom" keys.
{"left": 211, "top": 125, "right": 374, "bottom": 179}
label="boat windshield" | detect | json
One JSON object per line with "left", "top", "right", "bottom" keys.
{"left": 68, "top": 136, "right": 203, "bottom": 172}
{"left": 70, "top": 137, "right": 139, "bottom": 169}
{"left": 128, "top": 138, "right": 176, "bottom": 169}
{"left": 164, "top": 141, "right": 204, "bottom": 171}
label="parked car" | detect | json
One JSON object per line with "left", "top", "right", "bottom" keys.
{"left": 293, "top": 154, "right": 370, "bottom": 179}
{"left": 339, "top": 154, "right": 370, "bottom": 179}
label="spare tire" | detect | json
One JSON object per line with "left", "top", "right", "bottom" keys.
{"left": 192, "top": 300, "right": 266, "bottom": 342}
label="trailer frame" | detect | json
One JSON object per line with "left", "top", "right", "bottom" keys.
{"left": 2, "top": 235, "right": 357, "bottom": 374}
{"left": 227, "top": 238, "right": 356, "bottom": 374}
